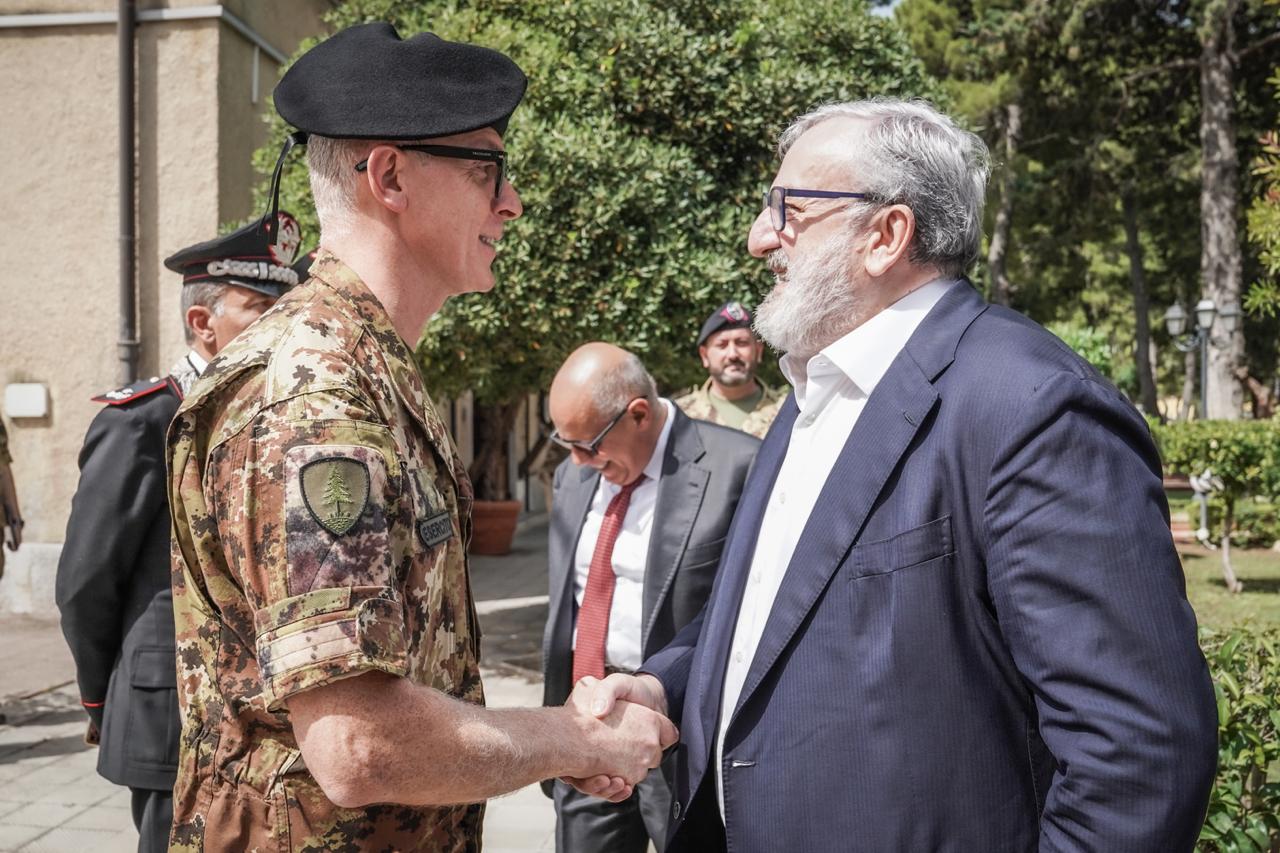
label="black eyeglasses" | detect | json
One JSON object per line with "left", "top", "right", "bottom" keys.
{"left": 549, "top": 398, "right": 641, "bottom": 456}
{"left": 355, "top": 144, "right": 508, "bottom": 198}
{"left": 763, "top": 186, "right": 872, "bottom": 231}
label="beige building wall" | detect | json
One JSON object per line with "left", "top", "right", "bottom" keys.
{"left": 0, "top": 0, "right": 329, "bottom": 611}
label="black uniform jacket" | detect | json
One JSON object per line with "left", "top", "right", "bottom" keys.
{"left": 56, "top": 376, "right": 181, "bottom": 791}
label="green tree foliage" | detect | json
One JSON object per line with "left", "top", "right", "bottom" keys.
{"left": 254, "top": 0, "right": 936, "bottom": 496}
{"left": 1199, "top": 628, "right": 1280, "bottom": 852}
{"left": 1245, "top": 0, "right": 1280, "bottom": 320}
{"left": 1153, "top": 418, "right": 1280, "bottom": 591}
{"left": 256, "top": 0, "right": 937, "bottom": 401}
{"left": 897, "top": 0, "right": 1280, "bottom": 419}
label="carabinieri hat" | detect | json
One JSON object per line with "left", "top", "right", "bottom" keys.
{"left": 164, "top": 211, "right": 303, "bottom": 299}
{"left": 696, "top": 301, "right": 755, "bottom": 348}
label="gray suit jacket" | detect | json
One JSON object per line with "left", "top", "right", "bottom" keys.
{"left": 541, "top": 404, "right": 758, "bottom": 729}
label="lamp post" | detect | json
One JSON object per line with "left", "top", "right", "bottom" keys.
{"left": 1163, "top": 298, "right": 1241, "bottom": 419}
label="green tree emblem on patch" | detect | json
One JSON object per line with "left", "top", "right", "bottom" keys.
{"left": 321, "top": 465, "right": 355, "bottom": 531}
{"left": 301, "top": 456, "right": 370, "bottom": 536}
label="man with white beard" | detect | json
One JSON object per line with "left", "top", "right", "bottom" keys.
{"left": 571, "top": 97, "right": 1217, "bottom": 852}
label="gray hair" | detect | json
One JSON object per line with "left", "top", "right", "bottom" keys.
{"left": 306, "top": 135, "right": 372, "bottom": 240}
{"left": 778, "top": 98, "right": 991, "bottom": 279}
{"left": 181, "top": 283, "right": 226, "bottom": 344}
{"left": 591, "top": 352, "right": 657, "bottom": 416}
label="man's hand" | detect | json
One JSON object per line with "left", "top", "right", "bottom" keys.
{"left": 563, "top": 673, "right": 672, "bottom": 802}
{"left": 4, "top": 516, "right": 22, "bottom": 551}
{"left": 1, "top": 464, "right": 21, "bottom": 551}
{"left": 561, "top": 675, "right": 677, "bottom": 802}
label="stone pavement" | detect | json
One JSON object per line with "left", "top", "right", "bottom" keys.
{"left": 0, "top": 518, "right": 557, "bottom": 853}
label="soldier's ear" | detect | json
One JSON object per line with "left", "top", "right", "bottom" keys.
{"left": 699, "top": 345, "right": 711, "bottom": 370}
{"left": 363, "top": 146, "right": 409, "bottom": 214}
{"left": 186, "top": 305, "right": 217, "bottom": 348}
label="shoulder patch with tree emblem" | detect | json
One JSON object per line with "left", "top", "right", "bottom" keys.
{"left": 300, "top": 457, "right": 370, "bottom": 535}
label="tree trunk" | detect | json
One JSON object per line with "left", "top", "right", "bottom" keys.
{"left": 1199, "top": 0, "right": 1245, "bottom": 420}
{"left": 469, "top": 400, "right": 522, "bottom": 501}
{"left": 1181, "top": 347, "right": 1197, "bottom": 420}
{"left": 1235, "top": 366, "right": 1275, "bottom": 417}
{"left": 1122, "top": 191, "right": 1160, "bottom": 416}
{"left": 986, "top": 101, "right": 1021, "bottom": 307}
{"left": 1220, "top": 498, "right": 1243, "bottom": 593}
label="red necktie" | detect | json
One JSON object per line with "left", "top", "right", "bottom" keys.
{"left": 573, "top": 475, "right": 646, "bottom": 684}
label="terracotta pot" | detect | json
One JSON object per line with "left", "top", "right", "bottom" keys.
{"left": 468, "top": 499, "right": 522, "bottom": 556}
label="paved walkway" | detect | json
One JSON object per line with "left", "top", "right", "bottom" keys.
{"left": 0, "top": 519, "right": 556, "bottom": 852}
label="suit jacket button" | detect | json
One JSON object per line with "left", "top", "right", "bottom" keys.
{"left": 672, "top": 799, "right": 681, "bottom": 819}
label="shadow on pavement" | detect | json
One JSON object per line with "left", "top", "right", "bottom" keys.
{"left": 0, "top": 732, "right": 90, "bottom": 764}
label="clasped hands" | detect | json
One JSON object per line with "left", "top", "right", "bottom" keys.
{"left": 562, "top": 672, "right": 674, "bottom": 802}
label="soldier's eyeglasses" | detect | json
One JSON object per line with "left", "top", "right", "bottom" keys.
{"left": 355, "top": 144, "right": 508, "bottom": 198}
{"left": 764, "top": 186, "right": 872, "bottom": 231}
{"left": 550, "top": 399, "right": 641, "bottom": 457}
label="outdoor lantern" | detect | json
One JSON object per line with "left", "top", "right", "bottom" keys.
{"left": 1164, "top": 303, "right": 1187, "bottom": 337}
{"left": 1218, "top": 300, "right": 1242, "bottom": 334}
{"left": 1195, "top": 298, "right": 1217, "bottom": 332}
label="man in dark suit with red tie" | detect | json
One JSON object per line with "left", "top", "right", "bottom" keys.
{"left": 542, "top": 342, "right": 759, "bottom": 852}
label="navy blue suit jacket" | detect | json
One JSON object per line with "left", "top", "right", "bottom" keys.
{"left": 643, "top": 282, "right": 1217, "bottom": 852}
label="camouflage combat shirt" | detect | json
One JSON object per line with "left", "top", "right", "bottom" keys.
{"left": 673, "top": 378, "right": 785, "bottom": 439}
{"left": 167, "top": 250, "right": 484, "bottom": 852}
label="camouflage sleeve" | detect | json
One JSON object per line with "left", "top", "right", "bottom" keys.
{"left": 208, "top": 397, "right": 413, "bottom": 711}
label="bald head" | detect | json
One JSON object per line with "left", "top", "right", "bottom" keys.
{"left": 549, "top": 343, "right": 664, "bottom": 486}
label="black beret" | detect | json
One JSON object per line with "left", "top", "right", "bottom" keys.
{"left": 164, "top": 211, "right": 303, "bottom": 299}
{"left": 697, "top": 301, "right": 755, "bottom": 348}
{"left": 273, "top": 22, "right": 527, "bottom": 140}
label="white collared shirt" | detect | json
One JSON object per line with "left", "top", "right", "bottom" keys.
{"left": 572, "top": 398, "right": 676, "bottom": 672}
{"left": 715, "top": 280, "right": 954, "bottom": 816}
{"left": 187, "top": 350, "right": 209, "bottom": 374}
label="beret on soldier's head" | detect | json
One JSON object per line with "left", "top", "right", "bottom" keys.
{"left": 164, "top": 211, "right": 303, "bottom": 299}
{"left": 697, "top": 301, "right": 756, "bottom": 348}
{"left": 273, "top": 22, "right": 528, "bottom": 140}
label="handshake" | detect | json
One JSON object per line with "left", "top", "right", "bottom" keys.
{"left": 560, "top": 672, "right": 675, "bottom": 802}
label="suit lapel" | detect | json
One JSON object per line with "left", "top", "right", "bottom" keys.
{"left": 728, "top": 360, "right": 937, "bottom": 725}
{"left": 547, "top": 464, "right": 600, "bottom": 644}
{"left": 723, "top": 281, "right": 988, "bottom": 727}
{"left": 691, "top": 397, "right": 796, "bottom": 753}
{"left": 641, "top": 409, "right": 709, "bottom": 654}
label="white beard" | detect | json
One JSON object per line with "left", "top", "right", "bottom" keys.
{"left": 753, "top": 233, "right": 867, "bottom": 360}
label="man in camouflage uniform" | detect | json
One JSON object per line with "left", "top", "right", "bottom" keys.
{"left": 167, "top": 23, "right": 676, "bottom": 852}
{"left": 674, "top": 301, "right": 783, "bottom": 438}
{"left": 0, "top": 417, "right": 21, "bottom": 577}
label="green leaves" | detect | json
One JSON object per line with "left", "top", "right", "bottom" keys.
{"left": 1198, "top": 628, "right": 1280, "bottom": 852}
{"left": 1154, "top": 419, "right": 1280, "bottom": 503}
{"left": 254, "top": 0, "right": 936, "bottom": 404}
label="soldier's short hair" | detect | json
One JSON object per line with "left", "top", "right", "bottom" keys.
{"left": 307, "top": 135, "right": 372, "bottom": 240}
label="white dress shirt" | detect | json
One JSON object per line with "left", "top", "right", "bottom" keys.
{"left": 572, "top": 398, "right": 675, "bottom": 672}
{"left": 715, "top": 280, "right": 954, "bottom": 816}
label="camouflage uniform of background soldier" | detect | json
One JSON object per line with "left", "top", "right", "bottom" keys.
{"left": 673, "top": 301, "right": 784, "bottom": 439}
